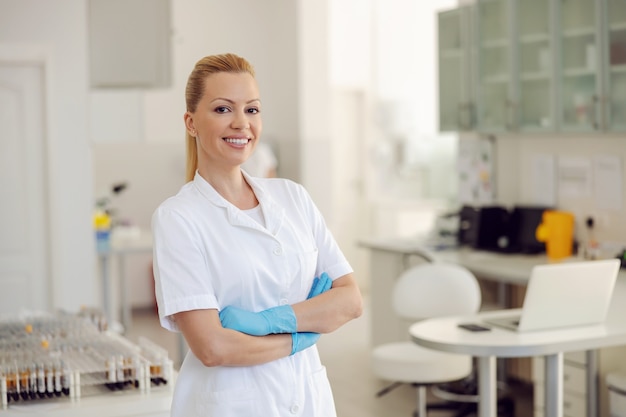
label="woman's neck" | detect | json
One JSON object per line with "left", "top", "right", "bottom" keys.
{"left": 198, "top": 168, "right": 258, "bottom": 209}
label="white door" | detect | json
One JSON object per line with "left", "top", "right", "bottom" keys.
{"left": 0, "top": 63, "right": 50, "bottom": 314}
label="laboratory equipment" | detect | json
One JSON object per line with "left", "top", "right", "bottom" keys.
{"left": 0, "top": 309, "right": 172, "bottom": 409}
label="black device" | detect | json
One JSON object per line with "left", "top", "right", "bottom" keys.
{"left": 457, "top": 323, "right": 491, "bottom": 332}
{"left": 458, "top": 205, "right": 510, "bottom": 250}
{"left": 506, "top": 205, "right": 551, "bottom": 254}
{"left": 458, "top": 204, "right": 551, "bottom": 254}
{"left": 618, "top": 249, "right": 626, "bottom": 269}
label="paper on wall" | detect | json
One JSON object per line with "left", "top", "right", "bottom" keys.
{"left": 530, "top": 154, "right": 556, "bottom": 206}
{"left": 557, "top": 156, "right": 592, "bottom": 198}
{"left": 593, "top": 155, "right": 623, "bottom": 211}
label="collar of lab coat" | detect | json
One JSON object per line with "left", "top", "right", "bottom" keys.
{"left": 192, "top": 170, "right": 284, "bottom": 236}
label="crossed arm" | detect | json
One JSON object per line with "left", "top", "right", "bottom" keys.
{"left": 173, "top": 273, "right": 363, "bottom": 368}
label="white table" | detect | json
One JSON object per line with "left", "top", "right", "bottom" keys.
{"left": 2, "top": 377, "right": 174, "bottom": 417}
{"left": 97, "top": 230, "right": 189, "bottom": 367}
{"left": 98, "top": 231, "right": 153, "bottom": 330}
{"left": 410, "top": 309, "right": 626, "bottom": 417}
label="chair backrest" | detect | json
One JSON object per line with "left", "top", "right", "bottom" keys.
{"left": 392, "top": 262, "right": 481, "bottom": 321}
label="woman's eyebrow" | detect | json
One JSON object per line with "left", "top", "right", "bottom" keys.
{"left": 210, "top": 98, "right": 261, "bottom": 104}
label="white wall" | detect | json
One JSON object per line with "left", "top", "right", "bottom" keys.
{"left": 0, "top": 0, "right": 317, "bottom": 313}
{"left": 495, "top": 134, "right": 626, "bottom": 246}
{"left": 0, "top": 0, "right": 98, "bottom": 310}
{"left": 95, "top": 0, "right": 301, "bottom": 179}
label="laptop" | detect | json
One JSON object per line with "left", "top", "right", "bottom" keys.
{"left": 483, "top": 259, "right": 620, "bottom": 332}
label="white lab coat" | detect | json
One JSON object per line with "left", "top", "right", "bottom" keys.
{"left": 152, "top": 171, "right": 353, "bottom": 417}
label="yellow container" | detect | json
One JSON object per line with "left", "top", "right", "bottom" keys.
{"left": 535, "top": 210, "right": 575, "bottom": 260}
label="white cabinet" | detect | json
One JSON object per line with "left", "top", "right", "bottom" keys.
{"left": 533, "top": 351, "right": 591, "bottom": 417}
{"left": 438, "top": 5, "right": 476, "bottom": 131}
{"left": 554, "top": 0, "right": 626, "bottom": 133}
{"left": 475, "top": 0, "right": 556, "bottom": 133}
{"left": 516, "top": 0, "right": 556, "bottom": 131}
{"left": 439, "top": 0, "right": 626, "bottom": 133}
{"left": 603, "top": 0, "right": 626, "bottom": 131}
{"left": 475, "top": 0, "right": 514, "bottom": 132}
{"left": 557, "top": 0, "right": 603, "bottom": 132}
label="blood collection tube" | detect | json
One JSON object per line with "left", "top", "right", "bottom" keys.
{"left": 29, "top": 364, "right": 37, "bottom": 399}
{"left": 37, "top": 363, "right": 46, "bottom": 398}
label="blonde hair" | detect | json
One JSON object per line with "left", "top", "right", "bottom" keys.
{"left": 184, "top": 53, "right": 256, "bottom": 182}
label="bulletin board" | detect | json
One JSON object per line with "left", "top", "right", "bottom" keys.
{"left": 457, "top": 136, "right": 495, "bottom": 205}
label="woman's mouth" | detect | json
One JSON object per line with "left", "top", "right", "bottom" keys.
{"left": 223, "top": 137, "right": 250, "bottom": 146}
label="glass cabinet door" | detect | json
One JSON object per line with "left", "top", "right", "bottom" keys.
{"left": 605, "top": 0, "right": 626, "bottom": 131}
{"left": 558, "top": 0, "right": 602, "bottom": 132}
{"left": 438, "top": 6, "right": 474, "bottom": 131}
{"left": 517, "top": 0, "right": 554, "bottom": 131}
{"left": 476, "top": 0, "right": 513, "bottom": 132}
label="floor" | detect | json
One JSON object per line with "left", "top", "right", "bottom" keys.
{"left": 124, "top": 296, "right": 533, "bottom": 417}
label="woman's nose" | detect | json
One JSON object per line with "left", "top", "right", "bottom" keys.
{"left": 232, "top": 111, "right": 249, "bottom": 129}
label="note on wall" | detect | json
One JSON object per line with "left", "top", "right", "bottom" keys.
{"left": 457, "top": 136, "right": 494, "bottom": 205}
{"left": 530, "top": 154, "right": 556, "bottom": 206}
{"left": 593, "top": 155, "right": 623, "bottom": 211}
{"left": 557, "top": 156, "right": 592, "bottom": 198}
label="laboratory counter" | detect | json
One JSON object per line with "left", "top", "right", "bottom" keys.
{"left": 360, "top": 237, "right": 626, "bottom": 417}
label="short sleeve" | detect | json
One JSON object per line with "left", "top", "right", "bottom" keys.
{"left": 152, "top": 206, "right": 219, "bottom": 332}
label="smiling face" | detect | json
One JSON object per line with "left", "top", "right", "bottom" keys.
{"left": 184, "top": 71, "right": 262, "bottom": 177}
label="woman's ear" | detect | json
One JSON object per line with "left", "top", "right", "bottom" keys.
{"left": 184, "top": 112, "right": 196, "bottom": 136}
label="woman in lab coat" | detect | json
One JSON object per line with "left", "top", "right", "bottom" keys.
{"left": 152, "top": 53, "right": 363, "bottom": 417}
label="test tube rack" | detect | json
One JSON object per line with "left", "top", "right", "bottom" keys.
{"left": 0, "top": 310, "right": 173, "bottom": 409}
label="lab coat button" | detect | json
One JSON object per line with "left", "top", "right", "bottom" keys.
{"left": 280, "top": 298, "right": 288, "bottom": 305}
{"left": 290, "top": 404, "right": 300, "bottom": 414}
{"left": 273, "top": 246, "right": 283, "bottom": 256}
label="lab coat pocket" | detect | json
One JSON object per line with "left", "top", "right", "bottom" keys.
{"left": 197, "top": 368, "right": 260, "bottom": 416}
{"left": 292, "top": 248, "right": 319, "bottom": 300}
{"left": 307, "top": 366, "right": 337, "bottom": 417}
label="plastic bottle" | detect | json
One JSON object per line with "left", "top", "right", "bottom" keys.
{"left": 93, "top": 210, "right": 112, "bottom": 253}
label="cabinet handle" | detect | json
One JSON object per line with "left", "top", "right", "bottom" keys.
{"left": 506, "top": 99, "right": 516, "bottom": 131}
{"left": 458, "top": 102, "right": 474, "bottom": 131}
{"left": 600, "top": 95, "right": 608, "bottom": 131}
{"left": 591, "top": 95, "right": 600, "bottom": 131}
{"left": 457, "top": 102, "right": 465, "bottom": 130}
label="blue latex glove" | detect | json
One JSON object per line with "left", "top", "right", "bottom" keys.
{"left": 220, "top": 273, "right": 331, "bottom": 336}
{"left": 289, "top": 274, "right": 328, "bottom": 355}
{"left": 290, "top": 332, "right": 320, "bottom": 355}
{"left": 219, "top": 305, "right": 296, "bottom": 336}
{"left": 307, "top": 272, "right": 332, "bottom": 299}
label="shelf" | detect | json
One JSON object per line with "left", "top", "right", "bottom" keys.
{"left": 518, "top": 123, "right": 553, "bottom": 132}
{"left": 563, "top": 67, "right": 596, "bottom": 78}
{"left": 609, "top": 22, "right": 626, "bottom": 31}
{"left": 481, "top": 38, "right": 509, "bottom": 49}
{"left": 519, "top": 33, "right": 550, "bottom": 44}
{"left": 520, "top": 72, "right": 550, "bottom": 81}
{"left": 440, "top": 49, "right": 464, "bottom": 59}
{"left": 562, "top": 27, "right": 595, "bottom": 38}
{"left": 482, "top": 74, "right": 509, "bottom": 84}
{"left": 610, "top": 64, "right": 626, "bottom": 74}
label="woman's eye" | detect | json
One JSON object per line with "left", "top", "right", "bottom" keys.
{"left": 247, "top": 107, "right": 260, "bottom": 114}
{"left": 215, "top": 106, "right": 230, "bottom": 113}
